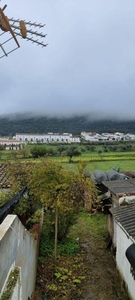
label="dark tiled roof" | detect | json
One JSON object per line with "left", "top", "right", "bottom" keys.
{"left": 110, "top": 203, "right": 135, "bottom": 240}
{"left": 102, "top": 179, "right": 135, "bottom": 196}
{"left": 0, "top": 164, "right": 11, "bottom": 188}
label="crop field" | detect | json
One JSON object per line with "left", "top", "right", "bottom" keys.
{"left": 0, "top": 142, "right": 135, "bottom": 173}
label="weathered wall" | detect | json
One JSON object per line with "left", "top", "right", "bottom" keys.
{"left": 116, "top": 222, "right": 135, "bottom": 300}
{"left": 0, "top": 215, "right": 38, "bottom": 300}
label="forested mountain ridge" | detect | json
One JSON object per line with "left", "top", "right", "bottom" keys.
{"left": 0, "top": 115, "right": 135, "bottom": 136}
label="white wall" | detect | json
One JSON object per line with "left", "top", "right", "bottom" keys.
{"left": 0, "top": 215, "right": 38, "bottom": 300}
{"left": 115, "top": 222, "right": 135, "bottom": 300}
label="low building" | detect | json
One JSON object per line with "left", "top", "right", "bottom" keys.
{"left": 102, "top": 179, "right": 135, "bottom": 207}
{"left": 15, "top": 133, "right": 80, "bottom": 144}
{"left": 81, "top": 132, "right": 100, "bottom": 142}
{"left": 0, "top": 139, "right": 23, "bottom": 150}
{"left": 110, "top": 204, "right": 135, "bottom": 300}
{"left": 102, "top": 178, "right": 135, "bottom": 299}
{"left": 102, "top": 179, "right": 135, "bottom": 248}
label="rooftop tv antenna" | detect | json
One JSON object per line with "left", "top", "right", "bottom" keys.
{"left": 0, "top": 2, "right": 47, "bottom": 58}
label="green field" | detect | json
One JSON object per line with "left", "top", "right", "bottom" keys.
{"left": 0, "top": 142, "right": 135, "bottom": 172}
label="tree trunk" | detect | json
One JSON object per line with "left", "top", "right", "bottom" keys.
{"left": 54, "top": 206, "right": 58, "bottom": 268}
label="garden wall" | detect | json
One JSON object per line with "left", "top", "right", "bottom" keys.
{"left": 0, "top": 214, "right": 38, "bottom": 300}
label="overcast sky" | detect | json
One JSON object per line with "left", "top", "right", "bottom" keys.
{"left": 1, "top": 0, "right": 135, "bottom": 119}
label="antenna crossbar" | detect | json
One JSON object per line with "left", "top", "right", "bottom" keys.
{"left": 9, "top": 18, "right": 45, "bottom": 28}
{"left": 14, "top": 31, "right": 48, "bottom": 47}
{"left": 11, "top": 24, "right": 46, "bottom": 38}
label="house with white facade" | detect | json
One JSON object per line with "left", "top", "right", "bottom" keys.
{"left": 102, "top": 178, "right": 135, "bottom": 244}
{"left": 110, "top": 204, "right": 135, "bottom": 300}
{"left": 101, "top": 178, "right": 135, "bottom": 299}
{"left": 81, "top": 131, "right": 135, "bottom": 142}
{"left": 15, "top": 133, "right": 80, "bottom": 144}
{"left": 81, "top": 132, "right": 100, "bottom": 142}
{"left": 124, "top": 133, "right": 135, "bottom": 141}
{"left": 0, "top": 139, "right": 23, "bottom": 150}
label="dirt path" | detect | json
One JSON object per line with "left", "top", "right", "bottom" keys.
{"left": 79, "top": 237, "right": 129, "bottom": 300}
{"left": 35, "top": 212, "right": 130, "bottom": 300}
{"left": 70, "top": 212, "right": 130, "bottom": 300}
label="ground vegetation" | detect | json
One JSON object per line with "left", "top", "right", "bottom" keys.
{"left": 35, "top": 210, "right": 129, "bottom": 300}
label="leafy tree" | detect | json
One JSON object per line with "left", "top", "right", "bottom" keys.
{"left": 103, "top": 146, "right": 109, "bottom": 152}
{"left": 86, "top": 145, "right": 96, "bottom": 152}
{"left": 66, "top": 146, "right": 81, "bottom": 162}
{"left": 126, "top": 144, "right": 132, "bottom": 150}
{"left": 6, "top": 159, "right": 97, "bottom": 266}
{"left": 46, "top": 148, "right": 56, "bottom": 156}
{"left": 0, "top": 145, "right": 4, "bottom": 150}
{"left": 28, "top": 160, "right": 97, "bottom": 265}
{"left": 98, "top": 149, "right": 102, "bottom": 158}
{"left": 57, "top": 145, "right": 67, "bottom": 156}
{"left": 19, "top": 147, "right": 30, "bottom": 159}
{"left": 30, "top": 146, "right": 47, "bottom": 158}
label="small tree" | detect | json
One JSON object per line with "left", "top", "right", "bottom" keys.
{"left": 66, "top": 146, "right": 81, "bottom": 162}
{"left": 46, "top": 148, "right": 56, "bottom": 156}
{"left": 29, "top": 160, "right": 76, "bottom": 264}
{"left": 98, "top": 149, "right": 102, "bottom": 159}
{"left": 29, "top": 160, "right": 97, "bottom": 266}
{"left": 57, "top": 145, "right": 67, "bottom": 156}
{"left": 30, "top": 146, "right": 46, "bottom": 158}
{"left": 19, "top": 147, "right": 30, "bottom": 159}
{"left": 6, "top": 159, "right": 98, "bottom": 267}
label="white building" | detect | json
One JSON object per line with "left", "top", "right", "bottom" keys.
{"left": 0, "top": 139, "right": 23, "bottom": 150}
{"left": 15, "top": 133, "right": 80, "bottom": 144}
{"left": 102, "top": 179, "right": 135, "bottom": 300}
{"left": 124, "top": 133, "right": 135, "bottom": 141}
{"left": 110, "top": 204, "right": 135, "bottom": 300}
{"left": 81, "top": 132, "right": 100, "bottom": 142}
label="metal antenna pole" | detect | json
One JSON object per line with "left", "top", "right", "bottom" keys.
{"left": 0, "top": 5, "right": 48, "bottom": 58}
{"left": 2, "top": 5, "right": 7, "bottom": 11}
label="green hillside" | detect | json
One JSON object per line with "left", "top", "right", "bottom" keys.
{"left": 0, "top": 114, "right": 135, "bottom": 136}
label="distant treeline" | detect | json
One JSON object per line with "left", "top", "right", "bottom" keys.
{"left": 0, "top": 115, "right": 135, "bottom": 136}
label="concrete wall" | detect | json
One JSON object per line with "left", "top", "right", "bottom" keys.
{"left": 115, "top": 222, "right": 135, "bottom": 300}
{"left": 0, "top": 215, "right": 38, "bottom": 300}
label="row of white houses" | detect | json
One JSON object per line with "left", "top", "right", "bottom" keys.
{"left": 15, "top": 133, "right": 80, "bottom": 143}
{"left": 81, "top": 131, "right": 135, "bottom": 142}
{"left": 15, "top": 132, "right": 135, "bottom": 144}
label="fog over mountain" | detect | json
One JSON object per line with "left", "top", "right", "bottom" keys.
{"left": 0, "top": 113, "right": 135, "bottom": 136}
{"left": 0, "top": 111, "right": 134, "bottom": 122}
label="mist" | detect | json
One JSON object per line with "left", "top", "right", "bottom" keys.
{"left": 1, "top": 0, "right": 135, "bottom": 120}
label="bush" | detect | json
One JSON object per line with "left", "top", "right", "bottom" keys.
{"left": 57, "top": 237, "right": 79, "bottom": 256}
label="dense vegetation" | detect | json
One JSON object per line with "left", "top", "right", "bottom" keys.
{"left": 0, "top": 114, "right": 135, "bottom": 136}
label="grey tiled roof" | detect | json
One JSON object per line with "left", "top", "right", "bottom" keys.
{"left": 103, "top": 179, "right": 135, "bottom": 196}
{"left": 110, "top": 203, "right": 135, "bottom": 240}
